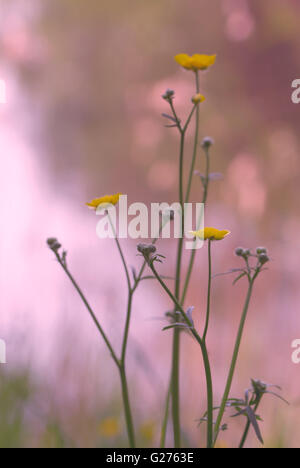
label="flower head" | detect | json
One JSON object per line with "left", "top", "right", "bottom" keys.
{"left": 192, "top": 93, "right": 206, "bottom": 105}
{"left": 175, "top": 53, "right": 216, "bottom": 71}
{"left": 86, "top": 193, "right": 121, "bottom": 210}
{"left": 190, "top": 227, "right": 231, "bottom": 241}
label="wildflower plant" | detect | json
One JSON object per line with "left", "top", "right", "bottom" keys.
{"left": 47, "top": 53, "right": 284, "bottom": 449}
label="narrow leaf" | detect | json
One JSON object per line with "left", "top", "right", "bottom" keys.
{"left": 245, "top": 406, "right": 264, "bottom": 444}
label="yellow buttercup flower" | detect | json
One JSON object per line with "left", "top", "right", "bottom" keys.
{"left": 99, "top": 417, "right": 120, "bottom": 438}
{"left": 175, "top": 53, "right": 216, "bottom": 71}
{"left": 192, "top": 93, "right": 206, "bottom": 104}
{"left": 86, "top": 193, "right": 121, "bottom": 210}
{"left": 190, "top": 227, "right": 231, "bottom": 241}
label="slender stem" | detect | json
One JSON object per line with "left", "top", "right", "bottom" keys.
{"left": 119, "top": 365, "right": 136, "bottom": 448}
{"left": 55, "top": 255, "right": 119, "bottom": 367}
{"left": 171, "top": 328, "right": 181, "bottom": 447}
{"left": 185, "top": 70, "right": 200, "bottom": 205}
{"left": 169, "top": 72, "right": 200, "bottom": 447}
{"left": 103, "top": 212, "right": 136, "bottom": 446}
{"left": 170, "top": 101, "right": 187, "bottom": 448}
{"left": 238, "top": 396, "right": 262, "bottom": 449}
{"left": 149, "top": 263, "right": 214, "bottom": 448}
{"left": 160, "top": 379, "right": 172, "bottom": 448}
{"left": 121, "top": 290, "right": 133, "bottom": 364}
{"left": 180, "top": 146, "right": 210, "bottom": 306}
{"left": 203, "top": 240, "right": 212, "bottom": 342}
{"left": 214, "top": 280, "right": 255, "bottom": 442}
{"left": 169, "top": 100, "right": 182, "bottom": 131}
{"left": 107, "top": 211, "right": 131, "bottom": 290}
{"left": 203, "top": 146, "right": 210, "bottom": 203}
{"left": 183, "top": 105, "right": 197, "bottom": 133}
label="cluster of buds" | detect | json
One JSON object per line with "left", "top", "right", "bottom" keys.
{"left": 137, "top": 243, "right": 165, "bottom": 265}
{"left": 235, "top": 246, "right": 270, "bottom": 266}
{"left": 47, "top": 237, "right": 67, "bottom": 266}
{"left": 162, "top": 88, "right": 175, "bottom": 102}
{"left": 251, "top": 379, "right": 268, "bottom": 398}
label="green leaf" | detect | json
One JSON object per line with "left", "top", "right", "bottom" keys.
{"left": 233, "top": 272, "right": 247, "bottom": 285}
{"left": 245, "top": 406, "right": 264, "bottom": 444}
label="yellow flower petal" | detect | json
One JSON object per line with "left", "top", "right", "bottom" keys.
{"left": 190, "top": 227, "right": 230, "bottom": 241}
{"left": 86, "top": 193, "right": 122, "bottom": 210}
{"left": 174, "top": 53, "right": 193, "bottom": 70}
{"left": 175, "top": 53, "right": 216, "bottom": 71}
{"left": 191, "top": 54, "right": 216, "bottom": 70}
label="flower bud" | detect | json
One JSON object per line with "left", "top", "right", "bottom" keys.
{"left": 191, "top": 93, "right": 205, "bottom": 105}
{"left": 235, "top": 247, "right": 244, "bottom": 257}
{"left": 162, "top": 89, "right": 175, "bottom": 101}
{"left": 258, "top": 253, "right": 269, "bottom": 265}
{"left": 47, "top": 238, "right": 61, "bottom": 251}
{"left": 47, "top": 237, "right": 58, "bottom": 247}
{"left": 201, "top": 137, "right": 214, "bottom": 149}
{"left": 137, "top": 243, "right": 157, "bottom": 256}
{"left": 256, "top": 247, "right": 267, "bottom": 255}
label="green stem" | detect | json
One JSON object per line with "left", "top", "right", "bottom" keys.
{"left": 160, "top": 379, "right": 172, "bottom": 448}
{"left": 103, "top": 212, "right": 136, "bottom": 446}
{"left": 238, "top": 396, "right": 262, "bottom": 449}
{"left": 119, "top": 365, "right": 136, "bottom": 448}
{"left": 203, "top": 240, "right": 212, "bottom": 342}
{"left": 107, "top": 211, "right": 131, "bottom": 290}
{"left": 121, "top": 290, "right": 133, "bottom": 364}
{"left": 169, "top": 71, "right": 201, "bottom": 447}
{"left": 185, "top": 70, "right": 200, "bottom": 205}
{"left": 171, "top": 328, "right": 181, "bottom": 447}
{"left": 179, "top": 133, "right": 185, "bottom": 208}
{"left": 214, "top": 280, "right": 255, "bottom": 442}
{"left": 180, "top": 146, "right": 210, "bottom": 306}
{"left": 170, "top": 104, "right": 187, "bottom": 448}
{"left": 150, "top": 264, "right": 214, "bottom": 448}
